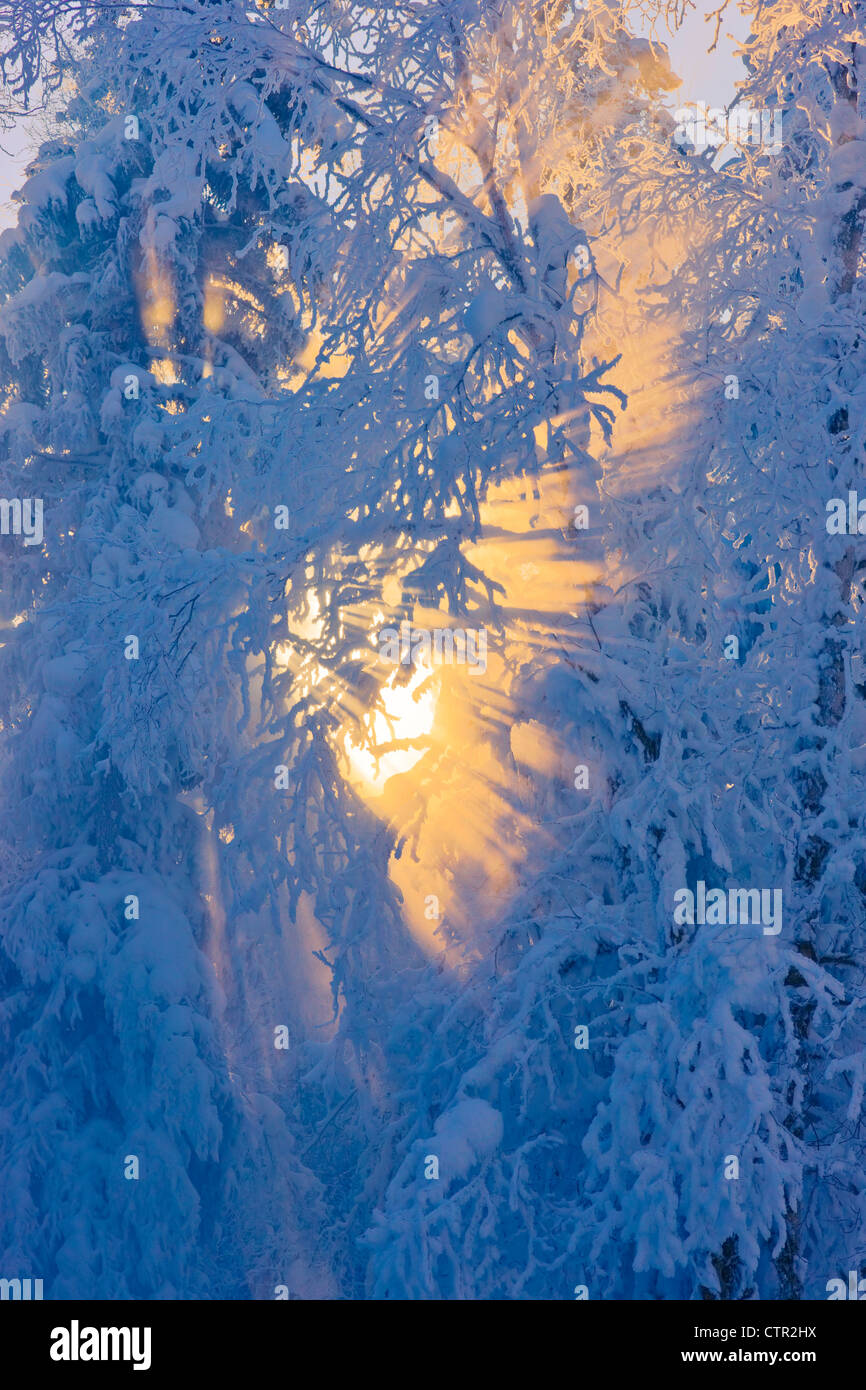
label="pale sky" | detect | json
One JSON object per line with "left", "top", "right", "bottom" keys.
{"left": 0, "top": 117, "right": 37, "bottom": 229}
{"left": 0, "top": 2, "right": 751, "bottom": 232}
{"left": 649, "top": 0, "right": 750, "bottom": 108}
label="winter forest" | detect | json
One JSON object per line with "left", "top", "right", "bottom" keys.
{"left": 0, "top": 0, "right": 864, "bottom": 1303}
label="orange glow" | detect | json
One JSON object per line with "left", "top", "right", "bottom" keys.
{"left": 138, "top": 246, "right": 175, "bottom": 343}
{"left": 344, "top": 659, "right": 437, "bottom": 795}
{"left": 203, "top": 277, "right": 225, "bottom": 332}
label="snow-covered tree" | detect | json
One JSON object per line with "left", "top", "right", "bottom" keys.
{"left": 1, "top": 0, "right": 863, "bottom": 1304}
{"left": 542, "top": 0, "right": 866, "bottom": 1299}
{"left": 0, "top": 0, "right": 650, "bottom": 1298}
